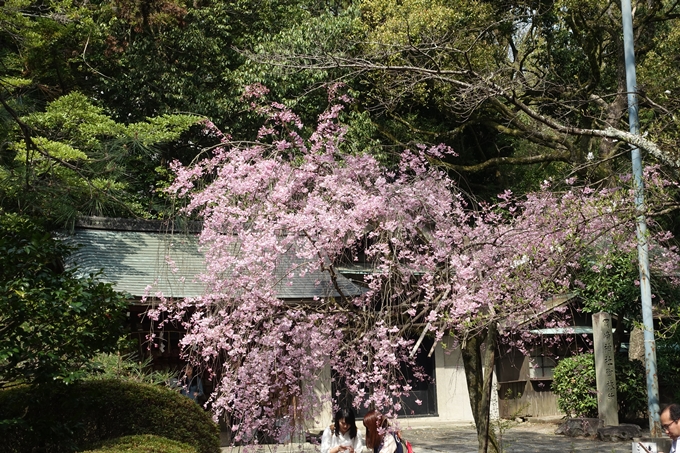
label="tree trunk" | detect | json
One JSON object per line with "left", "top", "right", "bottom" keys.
{"left": 461, "top": 324, "right": 499, "bottom": 453}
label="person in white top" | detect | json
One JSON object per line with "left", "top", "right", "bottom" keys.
{"left": 363, "top": 409, "right": 399, "bottom": 453}
{"left": 321, "top": 408, "right": 365, "bottom": 453}
{"left": 661, "top": 404, "right": 680, "bottom": 453}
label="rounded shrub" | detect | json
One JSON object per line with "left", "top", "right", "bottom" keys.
{"left": 552, "top": 352, "right": 647, "bottom": 420}
{"left": 0, "top": 380, "right": 220, "bottom": 453}
{"left": 552, "top": 353, "right": 598, "bottom": 418}
{"left": 82, "top": 434, "right": 198, "bottom": 453}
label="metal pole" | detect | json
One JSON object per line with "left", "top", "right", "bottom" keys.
{"left": 620, "top": 0, "right": 661, "bottom": 437}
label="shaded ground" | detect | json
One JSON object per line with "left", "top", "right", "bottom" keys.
{"left": 401, "top": 421, "right": 634, "bottom": 452}
{"left": 221, "top": 419, "right": 652, "bottom": 452}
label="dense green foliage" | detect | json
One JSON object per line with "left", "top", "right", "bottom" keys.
{"left": 0, "top": 380, "right": 220, "bottom": 453}
{"left": 577, "top": 252, "right": 643, "bottom": 321}
{"left": 82, "top": 435, "right": 198, "bottom": 453}
{"left": 83, "top": 352, "right": 177, "bottom": 386}
{"left": 5, "top": 0, "right": 680, "bottom": 207}
{"left": 615, "top": 354, "right": 649, "bottom": 420}
{"left": 552, "top": 353, "right": 598, "bottom": 418}
{"left": 0, "top": 0, "right": 342, "bottom": 224}
{"left": 1, "top": 92, "right": 199, "bottom": 225}
{"left": 0, "top": 213, "right": 128, "bottom": 387}
{"left": 552, "top": 353, "right": 647, "bottom": 420}
{"left": 574, "top": 250, "right": 680, "bottom": 352}
{"left": 656, "top": 339, "right": 680, "bottom": 403}
{"left": 254, "top": 0, "right": 680, "bottom": 203}
{"left": 578, "top": 251, "right": 680, "bottom": 315}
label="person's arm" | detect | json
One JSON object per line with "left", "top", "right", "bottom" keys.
{"left": 353, "top": 429, "right": 365, "bottom": 453}
{"left": 320, "top": 426, "right": 333, "bottom": 453}
{"left": 321, "top": 427, "right": 351, "bottom": 453}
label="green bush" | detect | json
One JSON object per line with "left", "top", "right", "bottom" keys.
{"left": 552, "top": 353, "right": 598, "bottom": 417}
{"left": 83, "top": 352, "right": 176, "bottom": 386}
{"left": 552, "top": 353, "right": 647, "bottom": 420}
{"left": 82, "top": 434, "right": 198, "bottom": 453}
{"left": 615, "top": 354, "right": 648, "bottom": 420}
{"left": 0, "top": 380, "right": 220, "bottom": 453}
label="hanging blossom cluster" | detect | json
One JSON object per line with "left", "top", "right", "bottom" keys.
{"left": 150, "top": 84, "right": 680, "bottom": 445}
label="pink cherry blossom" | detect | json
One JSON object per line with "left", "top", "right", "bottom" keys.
{"left": 150, "top": 85, "right": 680, "bottom": 447}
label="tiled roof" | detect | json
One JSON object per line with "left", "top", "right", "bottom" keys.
{"left": 63, "top": 219, "right": 365, "bottom": 300}
{"left": 65, "top": 228, "right": 205, "bottom": 299}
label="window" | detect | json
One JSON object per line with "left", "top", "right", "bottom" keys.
{"left": 528, "top": 355, "right": 556, "bottom": 379}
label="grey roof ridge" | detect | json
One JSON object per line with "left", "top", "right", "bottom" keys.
{"left": 76, "top": 216, "right": 202, "bottom": 233}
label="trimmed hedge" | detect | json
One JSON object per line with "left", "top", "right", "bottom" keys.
{"left": 82, "top": 435, "right": 198, "bottom": 453}
{"left": 0, "top": 380, "right": 220, "bottom": 453}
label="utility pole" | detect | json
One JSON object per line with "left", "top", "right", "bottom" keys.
{"left": 620, "top": 0, "right": 661, "bottom": 437}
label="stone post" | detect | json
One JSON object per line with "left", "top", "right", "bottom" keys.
{"left": 593, "top": 312, "right": 619, "bottom": 426}
{"left": 628, "top": 325, "right": 645, "bottom": 362}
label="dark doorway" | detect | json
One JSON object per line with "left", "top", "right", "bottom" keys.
{"left": 331, "top": 336, "right": 437, "bottom": 417}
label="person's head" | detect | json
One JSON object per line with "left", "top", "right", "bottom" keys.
{"left": 184, "top": 364, "right": 193, "bottom": 377}
{"left": 334, "top": 408, "right": 358, "bottom": 439}
{"left": 661, "top": 404, "right": 680, "bottom": 440}
{"left": 363, "top": 409, "right": 387, "bottom": 449}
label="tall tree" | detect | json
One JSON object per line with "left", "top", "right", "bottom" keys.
{"left": 1, "top": 0, "right": 353, "bottom": 225}
{"left": 0, "top": 0, "right": 342, "bottom": 128}
{"left": 153, "top": 87, "right": 680, "bottom": 451}
{"left": 0, "top": 213, "right": 128, "bottom": 387}
{"left": 254, "top": 0, "right": 680, "bottom": 196}
{"left": 1, "top": 92, "right": 199, "bottom": 226}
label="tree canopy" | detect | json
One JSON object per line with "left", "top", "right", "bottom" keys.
{"left": 254, "top": 0, "right": 680, "bottom": 198}
{"left": 0, "top": 213, "right": 128, "bottom": 387}
{"left": 2, "top": 92, "right": 199, "bottom": 225}
{"left": 4, "top": 1, "right": 680, "bottom": 452}
{"left": 7, "top": 0, "right": 680, "bottom": 203}
{"left": 152, "top": 87, "right": 680, "bottom": 448}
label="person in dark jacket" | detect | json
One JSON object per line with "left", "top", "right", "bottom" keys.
{"left": 180, "top": 364, "right": 204, "bottom": 404}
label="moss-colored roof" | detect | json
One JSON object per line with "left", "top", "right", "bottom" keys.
{"left": 64, "top": 217, "right": 365, "bottom": 300}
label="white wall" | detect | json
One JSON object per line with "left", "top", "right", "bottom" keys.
{"left": 432, "top": 341, "right": 476, "bottom": 422}
{"left": 308, "top": 363, "right": 334, "bottom": 432}
{"left": 312, "top": 340, "right": 500, "bottom": 428}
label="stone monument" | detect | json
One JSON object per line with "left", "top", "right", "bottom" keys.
{"left": 593, "top": 312, "right": 619, "bottom": 426}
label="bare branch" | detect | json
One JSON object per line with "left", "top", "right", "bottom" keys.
{"left": 429, "top": 151, "right": 572, "bottom": 173}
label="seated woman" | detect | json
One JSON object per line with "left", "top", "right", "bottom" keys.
{"left": 321, "top": 408, "right": 365, "bottom": 453}
{"left": 179, "top": 364, "right": 204, "bottom": 404}
{"left": 363, "top": 410, "right": 399, "bottom": 453}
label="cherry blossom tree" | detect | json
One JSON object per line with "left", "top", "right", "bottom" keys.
{"left": 150, "top": 84, "right": 679, "bottom": 452}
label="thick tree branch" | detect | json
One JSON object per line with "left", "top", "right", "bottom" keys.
{"left": 429, "top": 151, "right": 572, "bottom": 173}
{"left": 259, "top": 52, "right": 679, "bottom": 168}
{"left": 478, "top": 76, "right": 680, "bottom": 167}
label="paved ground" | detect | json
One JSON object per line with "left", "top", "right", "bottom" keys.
{"left": 399, "top": 421, "right": 631, "bottom": 453}
{"left": 220, "top": 418, "right": 666, "bottom": 453}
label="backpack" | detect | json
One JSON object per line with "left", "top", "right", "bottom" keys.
{"left": 393, "top": 434, "right": 404, "bottom": 453}
{"left": 393, "top": 434, "right": 413, "bottom": 453}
